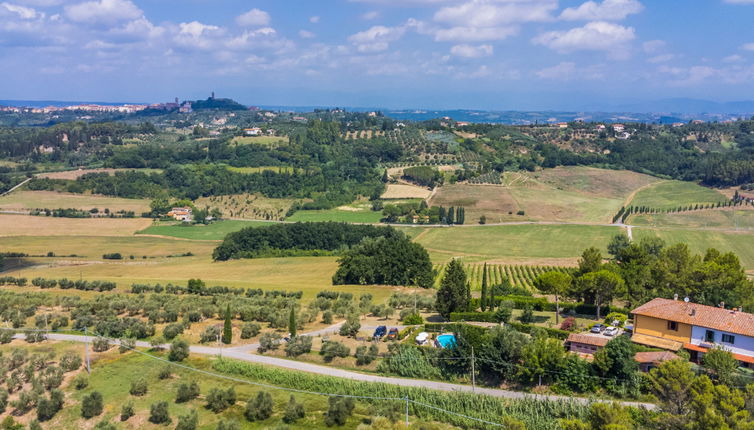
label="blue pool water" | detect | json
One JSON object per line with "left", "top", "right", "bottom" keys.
{"left": 436, "top": 334, "right": 456, "bottom": 349}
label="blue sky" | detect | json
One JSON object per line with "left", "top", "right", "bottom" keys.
{"left": 1, "top": 0, "right": 754, "bottom": 110}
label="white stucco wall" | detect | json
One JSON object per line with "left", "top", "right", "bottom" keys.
{"left": 690, "top": 325, "right": 754, "bottom": 357}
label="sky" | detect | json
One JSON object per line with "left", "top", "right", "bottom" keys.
{"left": 2, "top": 0, "right": 754, "bottom": 110}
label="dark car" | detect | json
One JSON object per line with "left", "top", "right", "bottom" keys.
{"left": 590, "top": 324, "right": 606, "bottom": 333}
{"left": 386, "top": 328, "right": 399, "bottom": 340}
{"left": 373, "top": 325, "right": 387, "bottom": 339}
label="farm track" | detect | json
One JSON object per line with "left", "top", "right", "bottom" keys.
{"left": 12, "top": 331, "right": 656, "bottom": 410}
{"left": 0, "top": 177, "right": 31, "bottom": 197}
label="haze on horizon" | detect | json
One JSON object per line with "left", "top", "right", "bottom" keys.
{"left": 2, "top": 0, "right": 754, "bottom": 111}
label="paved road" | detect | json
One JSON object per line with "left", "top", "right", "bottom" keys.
{"left": 12, "top": 331, "right": 655, "bottom": 410}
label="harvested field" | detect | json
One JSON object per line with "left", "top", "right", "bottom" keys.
{"left": 231, "top": 135, "right": 287, "bottom": 146}
{"left": 429, "top": 184, "right": 519, "bottom": 223}
{"left": 0, "top": 190, "right": 150, "bottom": 213}
{"left": 381, "top": 183, "right": 432, "bottom": 199}
{"left": 628, "top": 180, "right": 729, "bottom": 210}
{"left": 0, "top": 214, "right": 151, "bottom": 236}
{"left": 36, "top": 168, "right": 161, "bottom": 180}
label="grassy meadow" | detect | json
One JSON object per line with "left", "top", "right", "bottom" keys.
{"left": 286, "top": 205, "right": 383, "bottom": 224}
{"left": 137, "top": 220, "right": 273, "bottom": 240}
{"left": 230, "top": 135, "right": 287, "bottom": 146}
{"left": 632, "top": 227, "right": 754, "bottom": 268}
{"left": 628, "top": 180, "right": 728, "bottom": 209}
{"left": 414, "top": 224, "right": 621, "bottom": 263}
{"left": 630, "top": 208, "right": 754, "bottom": 229}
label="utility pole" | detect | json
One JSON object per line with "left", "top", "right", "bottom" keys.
{"left": 85, "top": 326, "right": 91, "bottom": 375}
{"left": 471, "top": 346, "right": 476, "bottom": 392}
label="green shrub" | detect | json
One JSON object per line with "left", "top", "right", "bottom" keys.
{"left": 158, "top": 366, "right": 172, "bottom": 380}
{"left": 206, "top": 387, "right": 236, "bottom": 413}
{"left": 59, "top": 352, "right": 82, "bottom": 372}
{"left": 81, "top": 391, "right": 103, "bottom": 419}
{"left": 163, "top": 323, "right": 184, "bottom": 340}
{"left": 324, "top": 397, "right": 355, "bottom": 426}
{"left": 402, "top": 313, "right": 424, "bottom": 324}
{"left": 244, "top": 391, "right": 273, "bottom": 422}
{"left": 285, "top": 336, "right": 312, "bottom": 357}
{"left": 149, "top": 401, "right": 171, "bottom": 424}
{"left": 129, "top": 377, "right": 148, "bottom": 396}
{"left": 240, "top": 322, "right": 261, "bottom": 339}
{"left": 355, "top": 344, "right": 379, "bottom": 366}
{"left": 604, "top": 312, "right": 627, "bottom": 327}
{"left": 176, "top": 409, "right": 198, "bottom": 430}
{"left": 283, "top": 395, "right": 305, "bottom": 423}
{"left": 169, "top": 339, "right": 190, "bottom": 362}
{"left": 176, "top": 381, "right": 200, "bottom": 403}
{"left": 73, "top": 373, "right": 89, "bottom": 390}
{"left": 320, "top": 341, "right": 350, "bottom": 362}
{"left": 258, "top": 332, "right": 282, "bottom": 353}
{"left": 519, "top": 305, "right": 535, "bottom": 324}
{"left": 120, "top": 402, "right": 134, "bottom": 421}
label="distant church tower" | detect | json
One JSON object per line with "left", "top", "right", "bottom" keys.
{"left": 211, "top": 91, "right": 215, "bottom": 100}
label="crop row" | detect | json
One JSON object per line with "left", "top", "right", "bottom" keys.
{"left": 432, "top": 263, "right": 574, "bottom": 290}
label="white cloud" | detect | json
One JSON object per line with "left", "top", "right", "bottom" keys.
{"left": 348, "top": 24, "right": 406, "bottom": 52}
{"left": 173, "top": 21, "right": 223, "bottom": 50}
{"left": 723, "top": 0, "right": 754, "bottom": 3}
{"left": 434, "top": 26, "right": 517, "bottom": 42}
{"left": 742, "top": 42, "right": 754, "bottom": 51}
{"left": 299, "top": 29, "right": 315, "bottom": 39}
{"left": 533, "top": 21, "right": 635, "bottom": 55}
{"left": 64, "top": 0, "right": 142, "bottom": 24}
{"left": 647, "top": 53, "right": 674, "bottom": 63}
{"left": 642, "top": 39, "right": 665, "bottom": 53}
{"left": 236, "top": 8, "right": 270, "bottom": 27}
{"left": 723, "top": 54, "right": 744, "bottom": 63}
{"left": 536, "top": 61, "right": 605, "bottom": 80}
{"left": 362, "top": 11, "right": 380, "bottom": 20}
{"left": 434, "top": 0, "right": 557, "bottom": 27}
{"left": 309, "top": 15, "right": 320, "bottom": 23}
{"left": 450, "top": 43, "right": 493, "bottom": 58}
{"left": 560, "top": 0, "right": 643, "bottom": 21}
{"left": 1, "top": 2, "right": 41, "bottom": 19}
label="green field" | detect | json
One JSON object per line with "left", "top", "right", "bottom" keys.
{"left": 0, "top": 190, "right": 150, "bottom": 212}
{"left": 231, "top": 135, "right": 287, "bottom": 146}
{"left": 633, "top": 227, "right": 754, "bottom": 268}
{"left": 631, "top": 209, "right": 754, "bottom": 229}
{"left": 286, "top": 209, "right": 382, "bottom": 224}
{"left": 628, "top": 180, "right": 728, "bottom": 210}
{"left": 137, "top": 220, "right": 273, "bottom": 240}
{"left": 414, "top": 224, "right": 621, "bottom": 263}
{"left": 226, "top": 165, "right": 300, "bottom": 174}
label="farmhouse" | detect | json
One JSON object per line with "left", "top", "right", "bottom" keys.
{"left": 631, "top": 298, "right": 754, "bottom": 367}
{"left": 634, "top": 351, "right": 680, "bottom": 372}
{"left": 612, "top": 124, "right": 625, "bottom": 132}
{"left": 167, "top": 207, "right": 192, "bottom": 222}
{"left": 244, "top": 127, "right": 262, "bottom": 136}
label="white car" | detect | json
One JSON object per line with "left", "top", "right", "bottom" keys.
{"left": 603, "top": 326, "right": 619, "bottom": 336}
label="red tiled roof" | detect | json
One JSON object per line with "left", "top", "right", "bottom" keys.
{"left": 632, "top": 298, "right": 754, "bottom": 338}
{"left": 566, "top": 333, "right": 610, "bottom": 347}
{"left": 683, "top": 343, "right": 754, "bottom": 365}
{"left": 634, "top": 351, "right": 680, "bottom": 364}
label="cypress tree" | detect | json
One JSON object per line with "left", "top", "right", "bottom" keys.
{"left": 480, "top": 263, "right": 488, "bottom": 312}
{"left": 447, "top": 207, "right": 455, "bottom": 225}
{"left": 439, "top": 206, "right": 445, "bottom": 222}
{"left": 289, "top": 306, "right": 297, "bottom": 338}
{"left": 222, "top": 305, "right": 232, "bottom": 344}
{"left": 435, "top": 259, "right": 471, "bottom": 318}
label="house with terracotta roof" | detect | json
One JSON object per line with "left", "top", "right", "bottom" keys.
{"left": 631, "top": 297, "right": 754, "bottom": 367}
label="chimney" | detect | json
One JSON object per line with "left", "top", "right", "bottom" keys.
{"left": 690, "top": 308, "right": 696, "bottom": 316}
{"left": 719, "top": 301, "right": 725, "bottom": 309}
{"left": 673, "top": 293, "right": 679, "bottom": 301}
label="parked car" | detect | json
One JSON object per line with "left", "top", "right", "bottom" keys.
{"left": 386, "top": 328, "right": 399, "bottom": 340}
{"left": 590, "top": 324, "right": 606, "bottom": 333}
{"left": 604, "top": 326, "right": 619, "bottom": 336}
{"left": 373, "top": 325, "right": 387, "bottom": 339}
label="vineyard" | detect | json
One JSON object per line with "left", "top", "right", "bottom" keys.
{"left": 432, "top": 263, "right": 574, "bottom": 290}
{"left": 384, "top": 129, "right": 459, "bottom": 163}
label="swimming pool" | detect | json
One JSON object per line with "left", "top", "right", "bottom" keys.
{"left": 436, "top": 334, "right": 456, "bottom": 349}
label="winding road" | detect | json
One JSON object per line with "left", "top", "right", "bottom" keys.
{"left": 11, "top": 330, "right": 656, "bottom": 410}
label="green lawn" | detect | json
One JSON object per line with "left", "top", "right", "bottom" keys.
{"left": 631, "top": 209, "right": 754, "bottom": 229}
{"left": 628, "top": 180, "right": 728, "bottom": 210}
{"left": 286, "top": 209, "right": 383, "bottom": 224}
{"left": 137, "top": 220, "right": 274, "bottom": 240}
{"left": 632, "top": 227, "right": 754, "bottom": 269}
{"left": 414, "top": 224, "right": 621, "bottom": 262}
